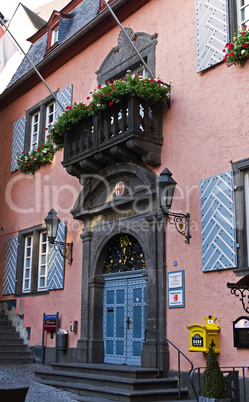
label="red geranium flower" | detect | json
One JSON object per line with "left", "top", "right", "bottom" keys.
{"left": 109, "top": 101, "right": 114, "bottom": 106}
{"left": 106, "top": 94, "right": 109, "bottom": 96}
{"left": 98, "top": 85, "right": 101, "bottom": 88}
{"left": 51, "top": 146, "right": 53, "bottom": 149}
{"left": 99, "top": 94, "right": 102, "bottom": 97}
{"left": 230, "top": 51, "right": 234, "bottom": 56}
{"left": 243, "top": 42, "right": 248, "bottom": 48}
{"left": 37, "top": 148, "right": 40, "bottom": 151}
{"left": 24, "top": 162, "right": 27, "bottom": 165}
{"left": 87, "top": 96, "right": 90, "bottom": 100}
{"left": 45, "top": 127, "right": 48, "bottom": 130}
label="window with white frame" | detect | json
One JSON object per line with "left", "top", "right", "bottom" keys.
{"left": 233, "top": 158, "right": 249, "bottom": 274}
{"left": 238, "top": 0, "right": 249, "bottom": 26}
{"left": 16, "top": 224, "right": 50, "bottom": 296}
{"left": 38, "top": 231, "right": 48, "bottom": 291}
{"left": 45, "top": 101, "right": 55, "bottom": 135}
{"left": 244, "top": 171, "right": 249, "bottom": 266}
{"left": 30, "top": 112, "right": 40, "bottom": 150}
{"left": 51, "top": 26, "right": 59, "bottom": 46}
{"left": 24, "top": 94, "right": 58, "bottom": 153}
{"left": 22, "top": 235, "right": 33, "bottom": 292}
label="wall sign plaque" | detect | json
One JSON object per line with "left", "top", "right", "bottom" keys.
{"left": 168, "top": 270, "right": 185, "bottom": 308}
{"left": 233, "top": 316, "right": 249, "bottom": 348}
{"left": 44, "top": 314, "right": 57, "bottom": 332}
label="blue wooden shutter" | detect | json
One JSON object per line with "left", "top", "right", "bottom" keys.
{"left": 2, "top": 236, "right": 19, "bottom": 295}
{"left": 47, "top": 221, "right": 66, "bottom": 290}
{"left": 11, "top": 116, "right": 26, "bottom": 172}
{"left": 200, "top": 170, "right": 237, "bottom": 271}
{"left": 195, "top": 0, "right": 229, "bottom": 72}
{"left": 55, "top": 85, "right": 73, "bottom": 120}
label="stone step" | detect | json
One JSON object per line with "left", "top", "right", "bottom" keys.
{"left": 0, "top": 317, "right": 11, "bottom": 325}
{"left": 0, "top": 344, "right": 28, "bottom": 351}
{"left": 35, "top": 378, "right": 189, "bottom": 401}
{"left": 0, "top": 337, "right": 23, "bottom": 344}
{"left": 0, "top": 326, "right": 16, "bottom": 333}
{"left": 0, "top": 349, "right": 32, "bottom": 357}
{"left": 74, "top": 398, "right": 196, "bottom": 402}
{"left": 50, "top": 363, "right": 162, "bottom": 379}
{"left": 0, "top": 356, "right": 34, "bottom": 364}
{"left": 0, "top": 331, "right": 20, "bottom": 339}
{"left": 36, "top": 368, "right": 179, "bottom": 391}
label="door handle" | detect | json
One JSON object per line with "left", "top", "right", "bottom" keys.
{"left": 126, "top": 316, "right": 131, "bottom": 330}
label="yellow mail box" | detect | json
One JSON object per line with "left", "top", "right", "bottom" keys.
{"left": 187, "top": 315, "right": 220, "bottom": 353}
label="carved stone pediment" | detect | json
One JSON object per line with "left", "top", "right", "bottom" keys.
{"left": 96, "top": 28, "right": 158, "bottom": 83}
{"left": 71, "top": 163, "right": 157, "bottom": 221}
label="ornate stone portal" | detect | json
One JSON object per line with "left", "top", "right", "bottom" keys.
{"left": 71, "top": 163, "right": 168, "bottom": 373}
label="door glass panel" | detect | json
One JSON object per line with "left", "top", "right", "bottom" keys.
{"left": 117, "top": 289, "right": 124, "bottom": 304}
{"left": 107, "top": 290, "right": 114, "bottom": 304}
{"left": 116, "top": 307, "right": 124, "bottom": 337}
{"left": 133, "top": 306, "right": 142, "bottom": 338}
{"left": 106, "top": 340, "right": 114, "bottom": 354}
{"left": 116, "top": 341, "right": 124, "bottom": 355}
{"left": 143, "top": 305, "right": 146, "bottom": 337}
{"left": 106, "top": 308, "right": 114, "bottom": 337}
{"left": 133, "top": 288, "right": 142, "bottom": 303}
{"left": 133, "top": 341, "right": 142, "bottom": 356}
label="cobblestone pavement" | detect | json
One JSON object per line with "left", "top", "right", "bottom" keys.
{"left": 0, "top": 363, "right": 79, "bottom": 401}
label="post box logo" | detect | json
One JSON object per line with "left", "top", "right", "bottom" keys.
{"left": 115, "top": 182, "right": 124, "bottom": 197}
{"left": 174, "top": 294, "right": 178, "bottom": 302}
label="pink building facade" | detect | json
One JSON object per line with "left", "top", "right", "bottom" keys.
{"left": 1, "top": 0, "right": 249, "bottom": 398}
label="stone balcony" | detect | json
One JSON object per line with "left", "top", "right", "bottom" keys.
{"left": 62, "top": 93, "right": 165, "bottom": 178}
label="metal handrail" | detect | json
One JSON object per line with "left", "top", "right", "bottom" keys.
{"left": 146, "top": 328, "right": 198, "bottom": 400}
{"left": 191, "top": 365, "right": 249, "bottom": 402}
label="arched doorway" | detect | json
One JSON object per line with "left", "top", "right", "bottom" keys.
{"left": 71, "top": 163, "right": 168, "bottom": 373}
{"left": 102, "top": 234, "right": 146, "bottom": 365}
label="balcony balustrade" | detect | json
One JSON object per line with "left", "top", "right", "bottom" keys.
{"left": 63, "top": 93, "right": 165, "bottom": 177}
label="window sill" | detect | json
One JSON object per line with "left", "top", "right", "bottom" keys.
{"left": 233, "top": 267, "right": 249, "bottom": 277}
{"left": 15, "top": 290, "right": 50, "bottom": 298}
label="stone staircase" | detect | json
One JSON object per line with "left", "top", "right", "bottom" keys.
{"left": 35, "top": 362, "right": 196, "bottom": 401}
{"left": 0, "top": 310, "right": 34, "bottom": 364}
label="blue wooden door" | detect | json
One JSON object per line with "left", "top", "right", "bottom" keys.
{"left": 103, "top": 275, "right": 146, "bottom": 365}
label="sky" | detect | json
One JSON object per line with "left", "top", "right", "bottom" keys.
{"left": 1, "top": 0, "right": 52, "bottom": 19}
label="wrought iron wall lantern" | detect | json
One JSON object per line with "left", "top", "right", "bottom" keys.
{"left": 157, "top": 168, "right": 191, "bottom": 244}
{"left": 44, "top": 208, "right": 73, "bottom": 265}
{"left": 227, "top": 275, "right": 249, "bottom": 313}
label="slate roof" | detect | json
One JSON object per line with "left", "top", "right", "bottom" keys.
{"left": 8, "top": 0, "right": 100, "bottom": 87}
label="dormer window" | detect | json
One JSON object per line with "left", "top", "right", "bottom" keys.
{"left": 51, "top": 25, "right": 59, "bottom": 46}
